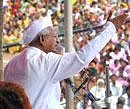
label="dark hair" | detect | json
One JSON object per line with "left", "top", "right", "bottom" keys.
{"left": 110, "top": 74, "right": 117, "bottom": 78}
{"left": 0, "top": 81, "right": 31, "bottom": 109}
{"left": 0, "top": 89, "right": 23, "bottom": 109}
{"left": 126, "top": 86, "right": 130, "bottom": 92}
{"left": 117, "top": 96, "right": 125, "bottom": 105}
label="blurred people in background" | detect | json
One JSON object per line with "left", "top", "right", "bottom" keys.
{"left": 4, "top": 10, "right": 128, "bottom": 109}
{"left": 2, "top": 0, "right": 130, "bottom": 108}
{"left": 110, "top": 74, "right": 123, "bottom": 97}
{"left": 116, "top": 96, "right": 125, "bottom": 109}
{"left": 122, "top": 86, "right": 130, "bottom": 109}
{"left": 90, "top": 78, "right": 106, "bottom": 100}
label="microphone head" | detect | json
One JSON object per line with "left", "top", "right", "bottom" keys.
{"left": 87, "top": 67, "right": 97, "bottom": 76}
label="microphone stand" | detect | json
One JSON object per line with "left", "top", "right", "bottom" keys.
{"left": 64, "top": 78, "right": 81, "bottom": 102}
{"left": 74, "top": 69, "right": 90, "bottom": 95}
{"left": 77, "top": 69, "right": 101, "bottom": 109}
{"left": 65, "top": 68, "right": 100, "bottom": 105}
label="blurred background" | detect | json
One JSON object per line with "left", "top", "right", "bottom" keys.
{"left": 2, "top": 0, "right": 130, "bottom": 109}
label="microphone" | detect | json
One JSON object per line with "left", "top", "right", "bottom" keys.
{"left": 74, "top": 78, "right": 88, "bottom": 95}
{"left": 74, "top": 68, "right": 96, "bottom": 94}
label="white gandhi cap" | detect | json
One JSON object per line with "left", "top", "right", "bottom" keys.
{"left": 22, "top": 15, "right": 53, "bottom": 44}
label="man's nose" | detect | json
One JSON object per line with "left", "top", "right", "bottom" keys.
{"left": 56, "top": 37, "right": 60, "bottom": 44}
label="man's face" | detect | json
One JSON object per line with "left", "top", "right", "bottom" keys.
{"left": 110, "top": 75, "right": 117, "bottom": 83}
{"left": 42, "top": 29, "right": 60, "bottom": 53}
{"left": 97, "top": 82, "right": 104, "bottom": 88}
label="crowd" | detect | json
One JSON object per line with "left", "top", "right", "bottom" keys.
{"left": 3, "top": 0, "right": 130, "bottom": 109}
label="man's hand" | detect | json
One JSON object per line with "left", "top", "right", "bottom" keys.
{"left": 110, "top": 13, "right": 128, "bottom": 30}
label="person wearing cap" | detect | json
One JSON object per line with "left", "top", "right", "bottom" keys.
{"left": 4, "top": 14, "right": 128, "bottom": 109}
{"left": 89, "top": 78, "right": 106, "bottom": 100}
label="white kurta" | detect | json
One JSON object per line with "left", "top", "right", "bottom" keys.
{"left": 4, "top": 22, "right": 116, "bottom": 109}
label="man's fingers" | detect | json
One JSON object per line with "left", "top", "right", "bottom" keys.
{"left": 110, "top": 13, "right": 128, "bottom": 30}
{"left": 107, "top": 10, "right": 113, "bottom": 21}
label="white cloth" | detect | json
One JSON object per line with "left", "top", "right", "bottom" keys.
{"left": 122, "top": 93, "right": 130, "bottom": 109}
{"left": 4, "top": 22, "right": 116, "bottom": 109}
{"left": 76, "top": 100, "right": 92, "bottom": 109}
{"left": 110, "top": 81, "right": 123, "bottom": 97}
{"left": 23, "top": 16, "right": 52, "bottom": 44}
{"left": 90, "top": 86, "right": 106, "bottom": 100}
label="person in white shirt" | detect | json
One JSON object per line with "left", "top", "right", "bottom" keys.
{"left": 4, "top": 14, "right": 128, "bottom": 109}
{"left": 110, "top": 74, "right": 123, "bottom": 97}
{"left": 90, "top": 78, "right": 106, "bottom": 100}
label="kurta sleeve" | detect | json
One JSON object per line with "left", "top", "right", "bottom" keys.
{"left": 77, "top": 21, "right": 116, "bottom": 66}
{"left": 49, "top": 21, "right": 116, "bottom": 82}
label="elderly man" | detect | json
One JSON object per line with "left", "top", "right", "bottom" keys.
{"left": 4, "top": 14, "right": 128, "bottom": 109}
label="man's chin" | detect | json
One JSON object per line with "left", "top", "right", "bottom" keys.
{"left": 52, "top": 49, "right": 57, "bottom": 53}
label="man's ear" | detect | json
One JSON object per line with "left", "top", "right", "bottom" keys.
{"left": 40, "top": 36, "right": 44, "bottom": 46}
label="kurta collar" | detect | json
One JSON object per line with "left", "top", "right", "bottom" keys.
{"left": 27, "top": 46, "right": 47, "bottom": 55}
